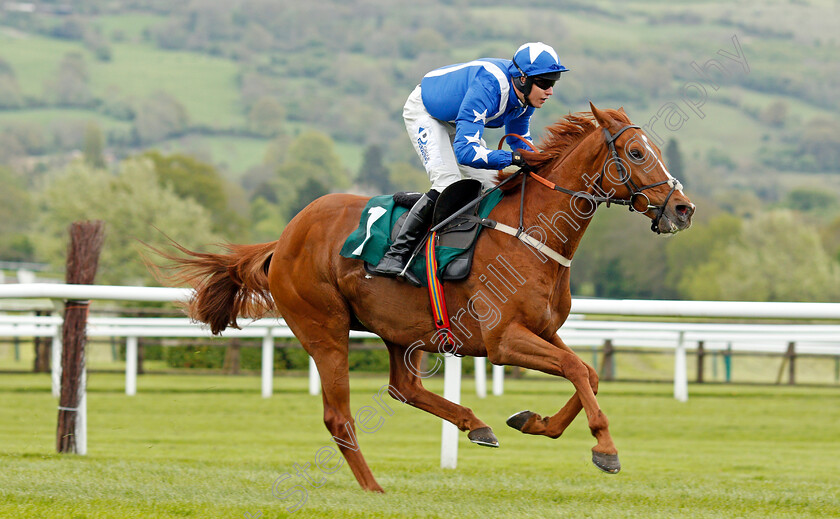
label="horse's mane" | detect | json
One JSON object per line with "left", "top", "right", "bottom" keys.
{"left": 495, "top": 108, "right": 630, "bottom": 190}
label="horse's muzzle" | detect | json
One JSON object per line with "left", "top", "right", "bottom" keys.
{"left": 656, "top": 202, "right": 695, "bottom": 234}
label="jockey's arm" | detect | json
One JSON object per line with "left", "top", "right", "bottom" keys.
{"left": 451, "top": 85, "right": 514, "bottom": 170}
{"left": 504, "top": 107, "right": 535, "bottom": 152}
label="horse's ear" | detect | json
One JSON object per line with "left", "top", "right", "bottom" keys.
{"left": 589, "top": 102, "right": 613, "bottom": 129}
{"left": 618, "top": 106, "right": 627, "bottom": 115}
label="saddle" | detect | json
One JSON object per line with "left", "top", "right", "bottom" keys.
{"left": 340, "top": 179, "right": 503, "bottom": 287}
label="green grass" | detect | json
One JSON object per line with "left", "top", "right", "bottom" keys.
{"left": 1, "top": 373, "right": 838, "bottom": 518}
{"left": 90, "top": 43, "right": 243, "bottom": 128}
{"left": 93, "top": 13, "right": 168, "bottom": 42}
{"left": 156, "top": 135, "right": 271, "bottom": 181}
{"left": 0, "top": 32, "right": 85, "bottom": 95}
{"left": 0, "top": 107, "right": 131, "bottom": 132}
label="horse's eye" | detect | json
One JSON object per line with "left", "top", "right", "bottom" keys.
{"left": 628, "top": 149, "right": 643, "bottom": 160}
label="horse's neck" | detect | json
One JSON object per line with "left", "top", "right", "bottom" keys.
{"left": 513, "top": 133, "right": 608, "bottom": 264}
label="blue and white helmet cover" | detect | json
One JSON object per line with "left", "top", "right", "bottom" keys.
{"left": 510, "top": 42, "right": 568, "bottom": 78}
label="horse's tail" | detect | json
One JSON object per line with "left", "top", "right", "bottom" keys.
{"left": 150, "top": 239, "right": 277, "bottom": 335}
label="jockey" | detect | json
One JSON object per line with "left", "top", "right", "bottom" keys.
{"left": 373, "top": 42, "right": 569, "bottom": 281}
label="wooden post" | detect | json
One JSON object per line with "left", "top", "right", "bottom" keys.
{"left": 56, "top": 220, "right": 104, "bottom": 455}
{"left": 775, "top": 342, "right": 797, "bottom": 385}
{"left": 696, "top": 341, "right": 705, "bottom": 383}
{"left": 33, "top": 310, "right": 52, "bottom": 373}
{"left": 137, "top": 340, "right": 145, "bottom": 375}
{"left": 711, "top": 351, "right": 718, "bottom": 380}
{"left": 835, "top": 356, "right": 839, "bottom": 384}
{"left": 599, "top": 339, "right": 615, "bottom": 381}
{"left": 223, "top": 339, "right": 241, "bottom": 374}
{"left": 786, "top": 342, "right": 796, "bottom": 386}
{"left": 724, "top": 343, "right": 732, "bottom": 383}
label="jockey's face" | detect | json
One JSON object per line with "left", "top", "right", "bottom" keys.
{"left": 515, "top": 76, "right": 553, "bottom": 108}
{"left": 527, "top": 81, "right": 553, "bottom": 108}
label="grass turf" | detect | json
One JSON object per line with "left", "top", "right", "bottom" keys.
{"left": 1, "top": 373, "right": 838, "bottom": 518}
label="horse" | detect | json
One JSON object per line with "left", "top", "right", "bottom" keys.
{"left": 157, "top": 103, "right": 694, "bottom": 492}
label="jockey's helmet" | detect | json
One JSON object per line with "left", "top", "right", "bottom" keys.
{"left": 510, "top": 42, "right": 569, "bottom": 99}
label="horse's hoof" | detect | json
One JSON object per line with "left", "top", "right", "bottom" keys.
{"left": 505, "top": 410, "right": 535, "bottom": 431}
{"left": 468, "top": 427, "right": 499, "bottom": 448}
{"left": 592, "top": 451, "right": 621, "bottom": 474}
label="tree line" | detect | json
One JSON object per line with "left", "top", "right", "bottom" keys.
{"left": 2, "top": 133, "right": 838, "bottom": 302}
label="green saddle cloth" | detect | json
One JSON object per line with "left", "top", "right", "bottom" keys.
{"left": 340, "top": 190, "right": 503, "bottom": 286}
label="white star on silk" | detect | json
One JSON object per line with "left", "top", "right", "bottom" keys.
{"left": 464, "top": 131, "right": 482, "bottom": 145}
{"left": 526, "top": 42, "right": 558, "bottom": 63}
{"left": 472, "top": 145, "right": 491, "bottom": 163}
{"left": 472, "top": 109, "right": 487, "bottom": 124}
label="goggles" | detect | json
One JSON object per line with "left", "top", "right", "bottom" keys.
{"left": 531, "top": 71, "right": 563, "bottom": 91}
{"left": 532, "top": 77, "right": 556, "bottom": 90}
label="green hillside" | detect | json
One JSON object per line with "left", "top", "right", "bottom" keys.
{"left": 1, "top": 1, "right": 837, "bottom": 181}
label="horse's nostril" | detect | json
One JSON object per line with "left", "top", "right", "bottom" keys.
{"left": 676, "top": 204, "right": 693, "bottom": 218}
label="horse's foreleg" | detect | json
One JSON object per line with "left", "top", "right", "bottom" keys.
{"left": 510, "top": 335, "right": 598, "bottom": 439}
{"left": 384, "top": 342, "right": 498, "bottom": 447}
{"left": 489, "top": 324, "right": 619, "bottom": 473}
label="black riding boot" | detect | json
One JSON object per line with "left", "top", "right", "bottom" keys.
{"left": 373, "top": 192, "right": 436, "bottom": 283}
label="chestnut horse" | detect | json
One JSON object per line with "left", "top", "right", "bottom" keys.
{"left": 159, "top": 104, "right": 694, "bottom": 492}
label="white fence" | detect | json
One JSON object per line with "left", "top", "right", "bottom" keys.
{"left": 1, "top": 283, "right": 839, "bottom": 466}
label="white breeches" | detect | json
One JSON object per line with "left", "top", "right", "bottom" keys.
{"left": 403, "top": 85, "right": 497, "bottom": 192}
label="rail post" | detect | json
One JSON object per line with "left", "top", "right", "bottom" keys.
{"left": 599, "top": 339, "right": 615, "bottom": 381}
{"left": 492, "top": 364, "right": 504, "bottom": 396}
{"left": 56, "top": 220, "right": 104, "bottom": 455}
{"left": 724, "top": 342, "right": 733, "bottom": 383}
{"left": 441, "top": 354, "right": 462, "bottom": 469}
{"left": 674, "top": 331, "right": 688, "bottom": 402}
{"left": 787, "top": 341, "right": 796, "bottom": 385}
{"left": 696, "top": 341, "right": 705, "bottom": 383}
{"left": 261, "top": 330, "right": 274, "bottom": 398}
{"left": 308, "top": 356, "right": 320, "bottom": 396}
{"left": 474, "top": 357, "right": 486, "bottom": 398}
{"left": 125, "top": 336, "right": 138, "bottom": 396}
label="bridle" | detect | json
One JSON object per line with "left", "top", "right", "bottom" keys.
{"left": 505, "top": 124, "right": 683, "bottom": 234}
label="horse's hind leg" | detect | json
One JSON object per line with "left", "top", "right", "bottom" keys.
{"left": 311, "top": 342, "right": 384, "bottom": 492}
{"left": 271, "top": 285, "right": 383, "bottom": 491}
{"left": 384, "top": 342, "right": 499, "bottom": 447}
